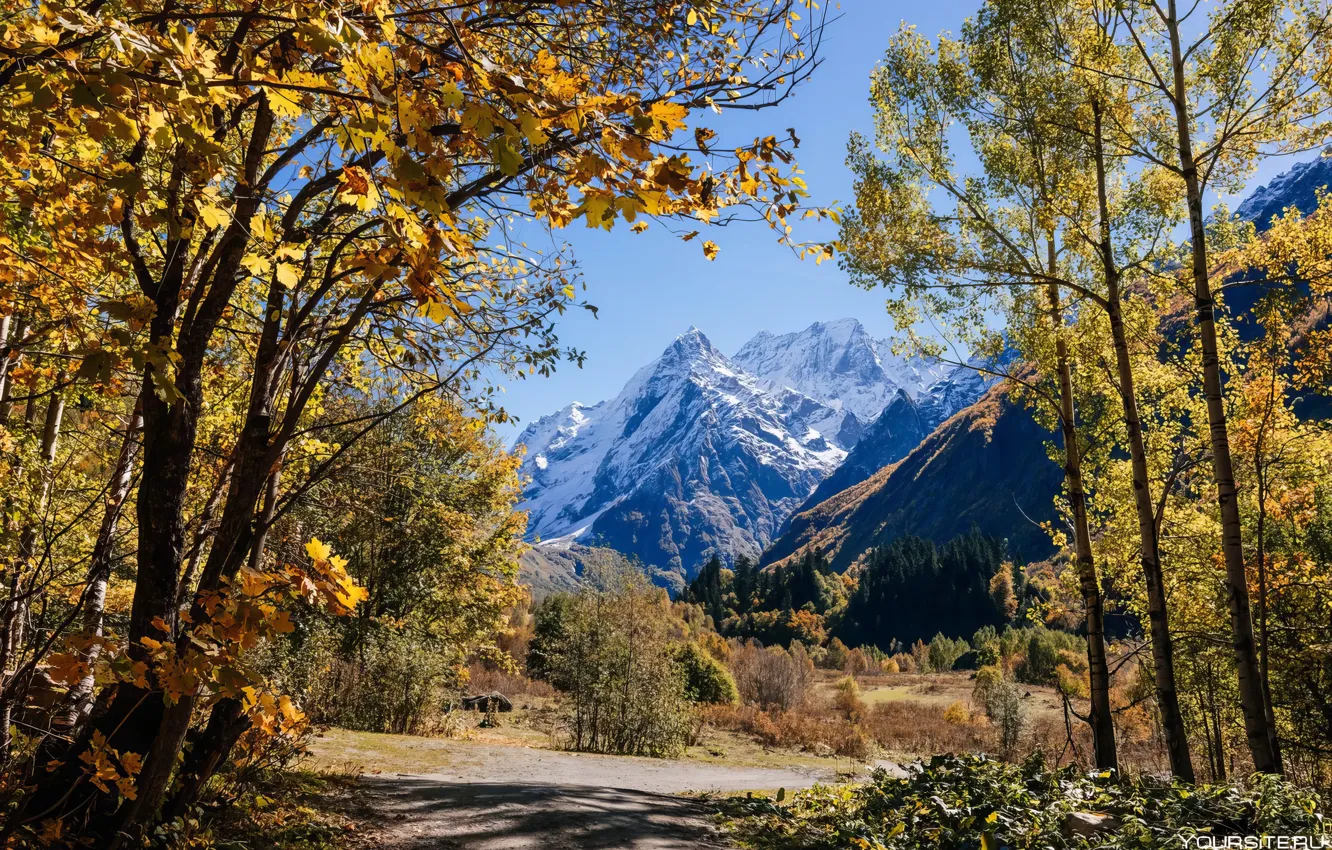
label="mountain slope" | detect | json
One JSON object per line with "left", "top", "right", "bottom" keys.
{"left": 516, "top": 328, "right": 849, "bottom": 582}
{"left": 760, "top": 385, "right": 1062, "bottom": 573}
{"left": 519, "top": 544, "right": 671, "bottom": 600}
{"left": 798, "top": 353, "right": 1007, "bottom": 511}
{"left": 1235, "top": 151, "right": 1332, "bottom": 232}
{"left": 760, "top": 156, "right": 1332, "bottom": 574}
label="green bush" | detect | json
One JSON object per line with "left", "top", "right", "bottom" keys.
{"left": 540, "top": 563, "right": 693, "bottom": 757}
{"left": 972, "top": 625, "right": 1001, "bottom": 666}
{"left": 1015, "top": 626, "right": 1084, "bottom": 686}
{"left": 928, "top": 632, "right": 969, "bottom": 672}
{"left": 674, "top": 641, "right": 740, "bottom": 705}
{"left": 721, "top": 753, "right": 1326, "bottom": 849}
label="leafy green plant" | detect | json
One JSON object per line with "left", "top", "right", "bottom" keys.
{"left": 720, "top": 754, "right": 1326, "bottom": 849}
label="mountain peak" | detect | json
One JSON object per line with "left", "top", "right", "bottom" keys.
{"left": 733, "top": 318, "right": 920, "bottom": 426}
{"left": 665, "top": 325, "right": 719, "bottom": 360}
{"left": 811, "top": 317, "right": 867, "bottom": 337}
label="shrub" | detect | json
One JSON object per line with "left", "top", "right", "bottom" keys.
{"left": 880, "top": 656, "right": 901, "bottom": 674}
{"left": 927, "top": 632, "right": 969, "bottom": 672}
{"left": 823, "top": 637, "right": 850, "bottom": 670}
{"left": 542, "top": 563, "right": 692, "bottom": 757}
{"left": 943, "top": 700, "right": 972, "bottom": 725}
{"left": 721, "top": 754, "right": 1327, "bottom": 850}
{"left": 675, "top": 641, "right": 740, "bottom": 705}
{"left": 972, "top": 664, "right": 1004, "bottom": 707}
{"left": 844, "top": 647, "right": 871, "bottom": 676}
{"left": 972, "top": 625, "right": 1001, "bottom": 667}
{"left": 730, "top": 641, "right": 813, "bottom": 711}
{"left": 832, "top": 676, "right": 867, "bottom": 722}
{"left": 275, "top": 620, "right": 466, "bottom": 736}
{"left": 864, "top": 701, "right": 989, "bottom": 756}
{"left": 890, "top": 652, "right": 915, "bottom": 673}
{"left": 910, "top": 639, "right": 932, "bottom": 673}
{"left": 702, "top": 704, "right": 874, "bottom": 759}
{"left": 1055, "top": 663, "right": 1089, "bottom": 699}
{"left": 1015, "top": 627, "right": 1084, "bottom": 686}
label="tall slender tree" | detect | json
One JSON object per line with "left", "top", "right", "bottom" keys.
{"left": 1065, "top": 0, "right": 1332, "bottom": 774}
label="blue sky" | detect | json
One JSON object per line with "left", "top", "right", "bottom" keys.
{"left": 491, "top": 0, "right": 1313, "bottom": 442}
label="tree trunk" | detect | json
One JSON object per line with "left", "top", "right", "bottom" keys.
{"left": 59, "top": 399, "right": 143, "bottom": 731}
{"left": 1254, "top": 433, "right": 1283, "bottom": 773}
{"left": 0, "top": 316, "right": 25, "bottom": 424}
{"left": 1092, "top": 101, "right": 1195, "bottom": 782}
{"left": 1164, "top": 0, "right": 1279, "bottom": 775}
{"left": 1, "top": 379, "right": 66, "bottom": 755}
{"left": 1045, "top": 258, "right": 1117, "bottom": 772}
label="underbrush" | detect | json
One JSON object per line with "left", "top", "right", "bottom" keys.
{"left": 704, "top": 685, "right": 1092, "bottom": 768}
{"left": 207, "top": 770, "right": 365, "bottom": 850}
{"left": 703, "top": 704, "right": 875, "bottom": 759}
{"left": 719, "top": 753, "right": 1326, "bottom": 849}
{"left": 466, "top": 663, "right": 557, "bottom": 703}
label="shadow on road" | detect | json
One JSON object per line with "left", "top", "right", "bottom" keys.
{"left": 360, "top": 777, "right": 732, "bottom": 849}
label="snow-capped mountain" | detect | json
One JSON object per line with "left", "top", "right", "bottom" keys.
{"left": 517, "top": 328, "right": 850, "bottom": 582}
{"left": 732, "top": 318, "right": 947, "bottom": 448}
{"left": 515, "top": 320, "right": 989, "bottom": 584}
{"left": 798, "top": 349, "right": 1014, "bottom": 512}
{"left": 1235, "top": 150, "right": 1332, "bottom": 232}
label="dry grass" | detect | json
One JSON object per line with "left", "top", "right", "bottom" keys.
{"left": 705, "top": 670, "right": 1103, "bottom": 770}
{"left": 700, "top": 704, "right": 875, "bottom": 760}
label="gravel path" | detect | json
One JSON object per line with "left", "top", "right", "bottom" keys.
{"left": 354, "top": 740, "right": 838, "bottom": 850}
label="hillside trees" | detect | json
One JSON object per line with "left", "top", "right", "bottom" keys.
{"left": 838, "top": 531, "right": 1013, "bottom": 650}
{"left": 0, "top": 0, "right": 835, "bottom": 842}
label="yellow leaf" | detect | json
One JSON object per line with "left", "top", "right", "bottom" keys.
{"left": 687, "top": 8, "right": 698, "bottom": 25}
{"left": 241, "top": 254, "right": 271, "bottom": 277}
{"left": 198, "top": 202, "right": 229, "bottom": 230}
{"left": 276, "top": 262, "right": 301, "bottom": 287}
{"left": 491, "top": 137, "right": 524, "bottom": 176}
{"left": 520, "top": 112, "right": 549, "bottom": 146}
{"left": 305, "top": 538, "right": 332, "bottom": 562}
{"left": 702, "top": 240, "right": 719, "bottom": 260}
{"left": 30, "top": 24, "right": 60, "bottom": 46}
{"left": 647, "top": 101, "right": 689, "bottom": 137}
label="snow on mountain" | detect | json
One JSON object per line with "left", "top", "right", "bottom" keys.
{"left": 795, "top": 347, "right": 1011, "bottom": 515}
{"left": 1235, "top": 150, "right": 1332, "bottom": 232}
{"left": 516, "top": 328, "right": 851, "bottom": 581}
{"left": 732, "top": 318, "right": 946, "bottom": 447}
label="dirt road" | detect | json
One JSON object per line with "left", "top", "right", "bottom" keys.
{"left": 348, "top": 740, "right": 841, "bottom": 850}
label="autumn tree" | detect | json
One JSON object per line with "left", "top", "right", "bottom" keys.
{"left": 0, "top": 0, "right": 833, "bottom": 843}
{"left": 837, "top": 10, "right": 1186, "bottom": 772}
{"left": 1067, "top": 0, "right": 1332, "bottom": 775}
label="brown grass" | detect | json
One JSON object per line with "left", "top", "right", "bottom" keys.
{"left": 701, "top": 704, "right": 874, "bottom": 760}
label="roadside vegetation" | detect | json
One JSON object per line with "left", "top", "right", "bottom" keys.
{"left": 720, "top": 754, "right": 1327, "bottom": 850}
